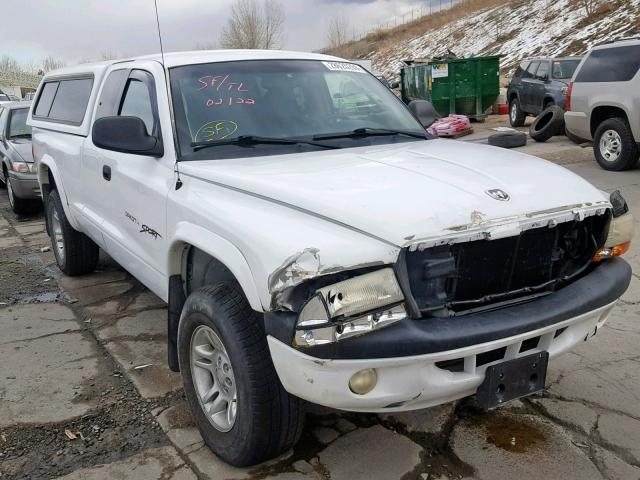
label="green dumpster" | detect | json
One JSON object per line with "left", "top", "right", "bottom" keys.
{"left": 400, "top": 56, "right": 500, "bottom": 119}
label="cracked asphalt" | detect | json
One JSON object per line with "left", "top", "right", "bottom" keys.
{"left": 1, "top": 124, "right": 639, "bottom": 480}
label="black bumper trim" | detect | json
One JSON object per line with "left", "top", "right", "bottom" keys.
{"left": 267, "top": 258, "right": 630, "bottom": 360}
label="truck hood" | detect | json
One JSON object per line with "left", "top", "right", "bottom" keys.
{"left": 180, "top": 139, "right": 609, "bottom": 247}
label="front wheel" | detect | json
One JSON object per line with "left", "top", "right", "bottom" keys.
{"left": 594, "top": 118, "right": 639, "bottom": 171}
{"left": 47, "top": 189, "right": 99, "bottom": 275}
{"left": 178, "top": 284, "right": 305, "bottom": 467}
{"left": 7, "top": 177, "right": 31, "bottom": 214}
{"left": 509, "top": 98, "right": 526, "bottom": 127}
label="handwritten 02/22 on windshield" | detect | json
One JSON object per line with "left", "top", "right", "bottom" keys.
{"left": 194, "top": 120, "right": 239, "bottom": 143}
{"left": 198, "top": 74, "right": 256, "bottom": 107}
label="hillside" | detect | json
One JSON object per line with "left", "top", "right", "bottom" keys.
{"left": 327, "top": 0, "right": 640, "bottom": 81}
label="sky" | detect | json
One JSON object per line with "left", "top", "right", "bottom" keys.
{"left": 0, "top": 0, "right": 449, "bottom": 66}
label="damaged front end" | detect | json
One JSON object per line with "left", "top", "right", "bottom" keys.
{"left": 267, "top": 195, "right": 633, "bottom": 353}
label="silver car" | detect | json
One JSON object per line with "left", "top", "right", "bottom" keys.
{"left": 565, "top": 37, "right": 640, "bottom": 171}
{"left": 0, "top": 101, "right": 40, "bottom": 213}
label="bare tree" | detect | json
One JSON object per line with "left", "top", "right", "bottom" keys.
{"left": 579, "top": 0, "right": 599, "bottom": 16}
{"left": 220, "top": 0, "right": 285, "bottom": 49}
{"left": 42, "top": 55, "right": 65, "bottom": 73}
{"left": 100, "top": 51, "right": 120, "bottom": 61}
{"left": 263, "top": 0, "right": 285, "bottom": 49}
{"left": 194, "top": 41, "right": 218, "bottom": 50}
{"left": 327, "top": 16, "right": 350, "bottom": 49}
{"left": 0, "top": 55, "right": 21, "bottom": 74}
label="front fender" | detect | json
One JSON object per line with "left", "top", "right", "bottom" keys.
{"left": 169, "top": 222, "right": 263, "bottom": 311}
{"left": 37, "top": 155, "right": 82, "bottom": 231}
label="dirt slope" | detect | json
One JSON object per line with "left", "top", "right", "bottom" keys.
{"left": 327, "top": 0, "right": 640, "bottom": 81}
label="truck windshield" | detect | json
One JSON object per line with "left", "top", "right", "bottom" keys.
{"left": 8, "top": 108, "right": 32, "bottom": 138}
{"left": 552, "top": 59, "right": 580, "bottom": 79}
{"left": 169, "top": 59, "right": 427, "bottom": 160}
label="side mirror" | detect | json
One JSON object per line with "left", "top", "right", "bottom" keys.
{"left": 390, "top": 81, "right": 400, "bottom": 89}
{"left": 408, "top": 99, "right": 439, "bottom": 128}
{"left": 92, "top": 116, "right": 163, "bottom": 157}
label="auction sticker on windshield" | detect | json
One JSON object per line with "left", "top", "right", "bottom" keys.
{"left": 322, "top": 61, "right": 366, "bottom": 73}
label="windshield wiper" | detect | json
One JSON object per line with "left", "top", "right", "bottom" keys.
{"left": 313, "top": 127, "right": 428, "bottom": 141}
{"left": 8, "top": 133, "right": 31, "bottom": 139}
{"left": 191, "top": 135, "right": 340, "bottom": 152}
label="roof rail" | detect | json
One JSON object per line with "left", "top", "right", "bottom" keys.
{"left": 597, "top": 36, "right": 640, "bottom": 46}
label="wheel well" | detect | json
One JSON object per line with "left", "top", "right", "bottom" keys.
{"left": 544, "top": 97, "right": 555, "bottom": 107}
{"left": 167, "top": 244, "right": 246, "bottom": 372}
{"left": 591, "top": 106, "right": 628, "bottom": 137}
{"left": 509, "top": 92, "right": 518, "bottom": 103}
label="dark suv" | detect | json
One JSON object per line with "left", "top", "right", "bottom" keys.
{"left": 507, "top": 57, "right": 582, "bottom": 127}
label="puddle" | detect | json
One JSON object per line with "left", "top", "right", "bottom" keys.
{"left": 482, "top": 414, "right": 546, "bottom": 453}
{"left": 11, "top": 291, "right": 60, "bottom": 304}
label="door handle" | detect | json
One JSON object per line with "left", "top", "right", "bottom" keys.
{"left": 102, "top": 165, "right": 111, "bottom": 181}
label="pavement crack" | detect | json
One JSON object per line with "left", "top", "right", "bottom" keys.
{"left": 0, "top": 328, "right": 80, "bottom": 346}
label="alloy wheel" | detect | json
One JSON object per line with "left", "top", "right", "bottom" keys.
{"left": 7, "top": 179, "right": 15, "bottom": 207}
{"left": 51, "top": 209, "right": 65, "bottom": 263}
{"left": 190, "top": 325, "right": 238, "bottom": 432}
{"left": 599, "top": 129, "right": 622, "bottom": 163}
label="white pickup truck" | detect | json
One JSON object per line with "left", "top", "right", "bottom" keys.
{"left": 28, "top": 50, "right": 632, "bottom": 466}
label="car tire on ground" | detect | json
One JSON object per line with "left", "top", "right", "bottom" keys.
{"left": 178, "top": 283, "right": 305, "bottom": 467}
{"left": 593, "top": 118, "right": 640, "bottom": 171}
{"left": 529, "top": 105, "right": 565, "bottom": 143}
{"left": 47, "top": 189, "right": 99, "bottom": 275}
{"left": 488, "top": 131, "right": 527, "bottom": 148}
{"left": 509, "top": 98, "right": 526, "bottom": 127}
{"left": 6, "top": 177, "right": 31, "bottom": 214}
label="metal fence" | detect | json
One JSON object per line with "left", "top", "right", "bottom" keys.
{"left": 348, "top": 0, "right": 460, "bottom": 43}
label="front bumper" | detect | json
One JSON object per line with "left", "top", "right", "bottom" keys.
{"left": 268, "top": 258, "right": 630, "bottom": 412}
{"left": 269, "top": 301, "right": 615, "bottom": 412}
{"left": 8, "top": 171, "right": 41, "bottom": 199}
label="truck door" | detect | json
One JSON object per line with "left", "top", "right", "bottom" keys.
{"left": 83, "top": 64, "right": 173, "bottom": 295}
{"left": 530, "top": 61, "right": 550, "bottom": 115}
{"left": 520, "top": 61, "right": 540, "bottom": 112}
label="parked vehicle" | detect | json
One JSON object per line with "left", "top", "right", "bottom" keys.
{"left": 507, "top": 56, "right": 582, "bottom": 126}
{"left": 0, "top": 101, "right": 38, "bottom": 213}
{"left": 28, "top": 50, "right": 632, "bottom": 467}
{"left": 0, "top": 94, "right": 11, "bottom": 105}
{"left": 23, "top": 92, "right": 36, "bottom": 101}
{"left": 565, "top": 38, "right": 640, "bottom": 171}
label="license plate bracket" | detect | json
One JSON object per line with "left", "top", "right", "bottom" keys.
{"left": 476, "top": 351, "right": 549, "bottom": 409}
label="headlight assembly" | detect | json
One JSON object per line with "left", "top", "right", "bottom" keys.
{"left": 11, "top": 162, "right": 32, "bottom": 173}
{"left": 594, "top": 192, "right": 634, "bottom": 261}
{"left": 294, "top": 268, "right": 406, "bottom": 347}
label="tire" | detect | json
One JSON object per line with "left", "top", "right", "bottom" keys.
{"left": 593, "top": 118, "right": 640, "bottom": 171}
{"left": 544, "top": 100, "right": 555, "bottom": 110}
{"left": 178, "top": 284, "right": 305, "bottom": 467}
{"left": 6, "top": 177, "right": 31, "bottom": 214}
{"left": 509, "top": 98, "right": 526, "bottom": 127}
{"left": 47, "top": 189, "right": 99, "bottom": 275}
{"left": 529, "top": 105, "right": 565, "bottom": 143}
{"left": 488, "top": 131, "right": 527, "bottom": 148}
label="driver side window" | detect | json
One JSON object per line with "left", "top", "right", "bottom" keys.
{"left": 119, "top": 79, "right": 155, "bottom": 136}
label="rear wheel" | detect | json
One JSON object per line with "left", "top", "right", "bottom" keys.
{"left": 594, "top": 118, "right": 639, "bottom": 171}
{"left": 178, "top": 284, "right": 305, "bottom": 466}
{"left": 509, "top": 98, "right": 526, "bottom": 127}
{"left": 47, "top": 189, "right": 99, "bottom": 275}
